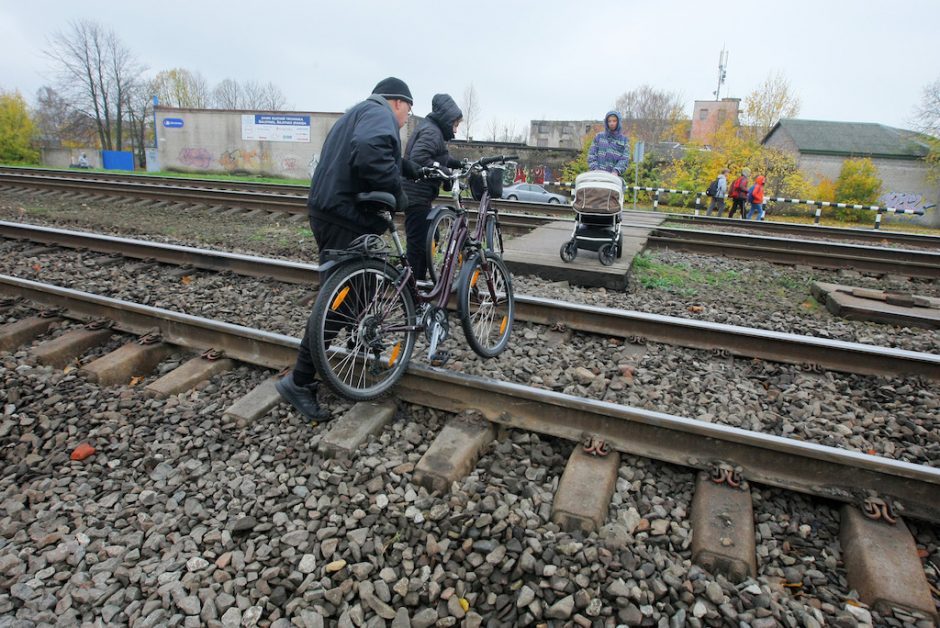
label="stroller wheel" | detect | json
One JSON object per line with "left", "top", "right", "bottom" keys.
{"left": 559, "top": 240, "right": 577, "bottom": 263}
{"left": 598, "top": 243, "right": 616, "bottom": 266}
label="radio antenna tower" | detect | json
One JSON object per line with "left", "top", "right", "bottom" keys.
{"left": 713, "top": 47, "right": 728, "bottom": 100}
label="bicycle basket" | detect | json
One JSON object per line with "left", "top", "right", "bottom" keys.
{"left": 469, "top": 167, "right": 505, "bottom": 201}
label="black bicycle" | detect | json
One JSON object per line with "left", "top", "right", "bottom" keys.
{"left": 309, "top": 155, "right": 518, "bottom": 401}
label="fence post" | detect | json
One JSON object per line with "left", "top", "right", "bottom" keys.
{"left": 814, "top": 204, "right": 822, "bottom": 225}
{"left": 653, "top": 190, "right": 659, "bottom": 211}
{"left": 874, "top": 210, "right": 882, "bottom": 230}
{"left": 694, "top": 192, "right": 701, "bottom": 217}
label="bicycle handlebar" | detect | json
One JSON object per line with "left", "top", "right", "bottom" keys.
{"left": 479, "top": 155, "right": 519, "bottom": 167}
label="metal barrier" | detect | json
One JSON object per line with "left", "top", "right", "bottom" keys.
{"left": 546, "top": 181, "right": 927, "bottom": 230}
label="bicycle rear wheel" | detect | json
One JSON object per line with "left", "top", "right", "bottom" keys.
{"left": 310, "top": 258, "right": 416, "bottom": 401}
{"left": 457, "top": 250, "right": 514, "bottom": 358}
{"left": 425, "top": 208, "right": 459, "bottom": 284}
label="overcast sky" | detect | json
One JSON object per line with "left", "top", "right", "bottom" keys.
{"left": 2, "top": 0, "right": 938, "bottom": 138}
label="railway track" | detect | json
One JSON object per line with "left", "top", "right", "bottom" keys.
{"left": 3, "top": 176, "right": 938, "bottom": 278}
{"left": 1, "top": 276, "right": 938, "bottom": 623}
{"left": 2, "top": 173, "right": 939, "bottom": 622}
{"left": 3, "top": 166, "right": 940, "bottom": 252}
{"left": 2, "top": 221, "right": 937, "bottom": 381}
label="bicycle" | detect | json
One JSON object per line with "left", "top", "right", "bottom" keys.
{"left": 425, "top": 157, "right": 507, "bottom": 282}
{"left": 309, "top": 155, "right": 519, "bottom": 401}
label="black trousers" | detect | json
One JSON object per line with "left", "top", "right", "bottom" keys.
{"left": 292, "top": 215, "right": 364, "bottom": 386}
{"left": 404, "top": 202, "right": 432, "bottom": 281}
{"left": 729, "top": 197, "right": 746, "bottom": 218}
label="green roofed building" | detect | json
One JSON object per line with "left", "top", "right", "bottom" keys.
{"left": 762, "top": 119, "right": 938, "bottom": 225}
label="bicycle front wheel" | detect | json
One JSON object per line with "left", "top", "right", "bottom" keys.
{"left": 425, "top": 208, "right": 459, "bottom": 284}
{"left": 310, "top": 258, "right": 416, "bottom": 401}
{"left": 457, "top": 250, "right": 515, "bottom": 358}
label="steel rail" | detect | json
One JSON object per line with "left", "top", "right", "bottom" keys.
{"left": 2, "top": 273, "right": 938, "bottom": 523}
{"left": 668, "top": 214, "right": 940, "bottom": 248}
{"left": 0, "top": 173, "right": 306, "bottom": 212}
{"left": 4, "top": 167, "right": 940, "bottom": 250}
{"left": 3, "top": 221, "right": 937, "bottom": 380}
{"left": 0, "top": 220, "right": 318, "bottom": 284}
{"left": 649, "top": 229, "right": 940, "bottom": 278}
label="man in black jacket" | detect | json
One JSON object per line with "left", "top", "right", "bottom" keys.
{"left": 276, "top": 77, "right": 417, "bottom": 422}
{"left": 401, "top": 93, "right": 463, "bottom": 280}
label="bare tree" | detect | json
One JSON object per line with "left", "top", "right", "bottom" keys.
{"left": 124, "top": 78, "right": 154, "bottom": 167}
{"left": 912, "top": 76, "right": 940, "bottom": 137}
{"left": 614, "top": 85, "right": 685, "bottom": 145}
{"left": 45, "top": 19, "right": 144, "bottom": 151}
{"left": 460, "top": 84, "right": 480, "bottom": 140}
{"left": 486, "top": 118, "right": 501, "bottom": 141}
{"left": 151, "top": 68, "right": 210, "bottom": 108}
{"left": 212, "top": 78, "right": 241, "bottom": 109}
{"left": 34, "top": 86, "right": 72, "bottom": 146}
{"left": 742, "top": 71, "right": 801, "bottom": 138}
{"left": 257, "top": 81, "right": 288, "bottom": 111}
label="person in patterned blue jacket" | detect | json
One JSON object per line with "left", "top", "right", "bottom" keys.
{"left": 587, "top": 110, "right": 630, "bottom": 176}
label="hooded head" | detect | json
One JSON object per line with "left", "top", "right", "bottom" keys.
{"left": 604, "top": 110, "right": 622, "bottom": 134}
{"left": 755, "top": 175, "right": 765, "bottom": 185}
{"left": 427, "top": 93, "right": 463, "bottom": 140}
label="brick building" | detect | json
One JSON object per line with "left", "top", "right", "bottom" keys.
{"left": 690, "top": 98, "right": 741, "bottom": 144}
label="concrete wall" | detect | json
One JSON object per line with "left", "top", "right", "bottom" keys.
{"left": 529, "top": 120, "right": 599, "bottom": 149}
{"left": 155, "top": 107, "right": 421, "bottom": 180}
{"left": 446, "top": 140, "right": 580, "bottom": 182}
{"left": 41, "top": 148, "right": 101, "bottom": 169}
{"left": 795, "top": 154, "right": 940, "bottom": 227}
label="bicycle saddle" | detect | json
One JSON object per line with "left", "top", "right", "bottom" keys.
{"left": 356, "top": 191, "right": 396, "bottom": 211}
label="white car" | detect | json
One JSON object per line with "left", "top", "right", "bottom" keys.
{"left": 501, "top": 183, "right": 567, "bottom": 204}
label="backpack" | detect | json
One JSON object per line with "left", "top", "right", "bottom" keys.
{"left": 732, "top": 176, "right": 747, "bottom": 199}
{"left": 747, "top": 185, "right": 755, "bottom": 204}
{"left": 705, "top": 178, "right": 719, "bottom": 197}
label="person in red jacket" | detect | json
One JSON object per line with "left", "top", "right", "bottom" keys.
{"left": 728, "top": 167, "right": 750, "bottom": 219}
{"left": 746, "top": 175, "right": 766, "bottom": 220}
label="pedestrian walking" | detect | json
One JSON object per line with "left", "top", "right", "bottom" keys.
{"left": 705, "top": 169, "right": 729, "bottom": 217}
{"left": 728, "top": 167, "right": 751, "bottom": 219}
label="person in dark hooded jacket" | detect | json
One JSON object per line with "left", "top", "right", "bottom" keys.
{"left": 401, "top": 93, "right": 463, "bottom": 280}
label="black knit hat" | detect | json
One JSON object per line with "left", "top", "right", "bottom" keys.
{"left": 372, "top": 77, "right": 413, "bottom": 106}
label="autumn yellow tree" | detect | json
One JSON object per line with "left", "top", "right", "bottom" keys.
{"left": 0, "top": 89, "right": 39, "bottom": 164}
{"left": 742, "top": 71, "right": 802, "bottom": 140}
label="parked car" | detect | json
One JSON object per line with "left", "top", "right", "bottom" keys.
{"left": 501, "top": 183, "right": 568, "bottom": 204}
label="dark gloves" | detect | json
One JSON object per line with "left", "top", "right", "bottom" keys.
{"left": 396, "top": 189, "right": 409, "bottom": 211}
{"left": 446, "top": 157, "right": 462, "bottom": 169}
{"left": 401, "top": 159, "right": 421, "bottom": 180}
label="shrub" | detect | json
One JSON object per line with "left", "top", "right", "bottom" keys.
{"left": 833, "top": 158, "right": 881, "bottom": 222}
{"left": 0, "top": 89, "right": 39, "bottom": 164}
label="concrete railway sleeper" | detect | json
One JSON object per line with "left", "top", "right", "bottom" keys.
{"left": 1, "top": 293, "right": 938, "bottom": 623}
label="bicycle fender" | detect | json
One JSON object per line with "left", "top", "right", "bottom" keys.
{"left": 427, "top": 205, "right": 457, "bottom": 222}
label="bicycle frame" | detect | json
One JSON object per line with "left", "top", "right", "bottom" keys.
{"left": 324, "top": 158, "right": 511, "bottom": 352}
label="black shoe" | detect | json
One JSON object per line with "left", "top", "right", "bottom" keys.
{"left": 275, "top": 376, "right": 330, "bottom": 422}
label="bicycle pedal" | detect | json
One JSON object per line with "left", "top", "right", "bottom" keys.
{"left": 429, "top": 351, "right": 451, "bottom": 367}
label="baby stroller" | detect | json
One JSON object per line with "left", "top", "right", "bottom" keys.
{"left": 559, "top": 170, "right": 623, "bottom": 266}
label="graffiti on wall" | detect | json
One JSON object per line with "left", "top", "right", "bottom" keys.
{"left": 178, "top": 147, "right": 214, "bottom": 169}
{"left": 219, "top": 148, "right": 272, "bottom": 172}
{"left": 879, "top": 192, "right": 930, "bottom": 213}
{"left": 510, "top": 164, "right": 554, "bottom": 185}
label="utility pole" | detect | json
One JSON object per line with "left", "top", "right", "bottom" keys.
{"left": 713, "top": 47, "right": 728, "bottom": 100}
